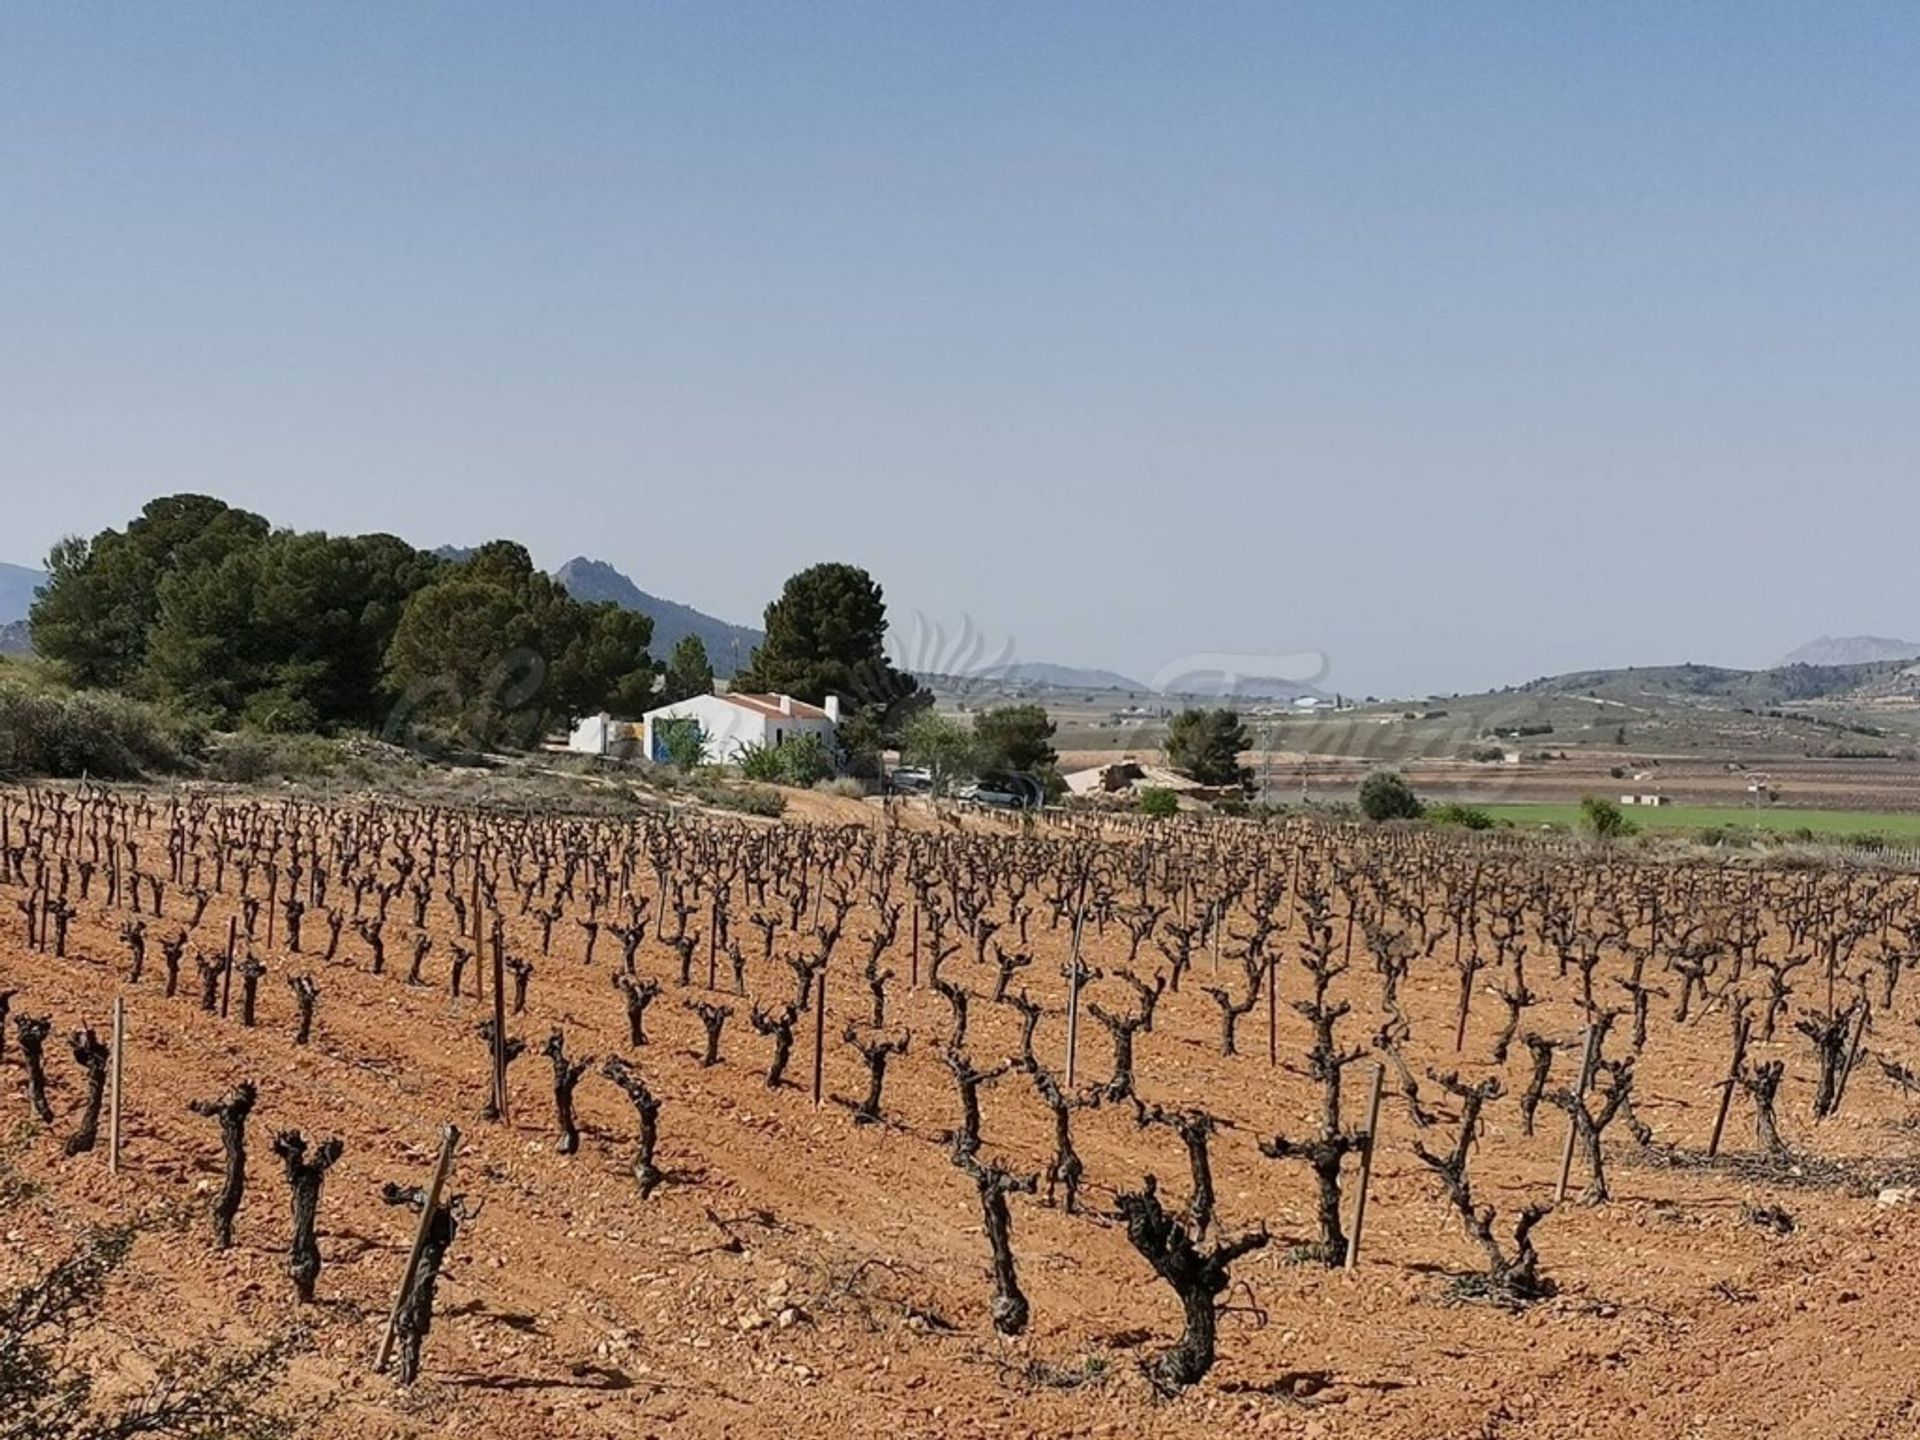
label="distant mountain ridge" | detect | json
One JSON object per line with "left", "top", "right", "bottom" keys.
{"left": 920, "top": 660, "right": 1329, "bottom": 701}
{"left": 552, "top": 558, "right": 762, "bottom": 677}
{"left": 976, "top": 661, "right": 1149, "bottom": 692}
{"left": 426, "top": 550, "right": 763, "bottom": 676}
{"left": 1777, "top": 635, "right": 1920, "bottom": 667}
{"left": 0, "top": 563, "right": 47, "bottom": 626}
{"left": 1520, "top": 657, "right": 1912, "bottom": 708}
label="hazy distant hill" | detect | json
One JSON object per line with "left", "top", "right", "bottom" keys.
{"left": 1164, "top": 674, "right": 1326, "bottom": 702}
{"left": 1777, "top": 635, "right": 1920, "bottom": 667}
{"left": 921, "top": 661, "right": 1331, "bottom": 702}
{"left": 978, "top": 661, "right": 1149, "bottom": 692}
{"left": 1521, "top": 658, "right": 1908, "bottom": 708}
{"left": 0, "top": 563, "right": 47, "bottom": 626}
{"left": 553, "top": 558, "right": 761, "bottom": 677}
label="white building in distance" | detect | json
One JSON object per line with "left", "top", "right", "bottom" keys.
{"left": 636, "top": 692, "right": 840, "bottom": 766}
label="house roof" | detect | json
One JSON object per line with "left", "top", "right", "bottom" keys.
{"left": 715, "top": 692, "right": 832, "bottom": 721}
{"left": 721, "top": 695, "right": 829, "bottom": 721}
{"left": 640, "top": 692, "right": 835, "bottom": 722}
{"left": 1062, "top": 761, "right": 1204, "bottom": 796}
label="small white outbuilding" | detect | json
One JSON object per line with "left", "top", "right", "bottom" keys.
{"left": 640, "top": 692, "right": 840, "bottom": 767}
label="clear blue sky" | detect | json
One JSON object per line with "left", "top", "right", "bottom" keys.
{"left": 4, "top": 5, "right": 1917, "bottom": 697}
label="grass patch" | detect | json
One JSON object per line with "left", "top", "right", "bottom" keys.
{"left": 1478, "top": 802, "right": 1920, "bottom": 843}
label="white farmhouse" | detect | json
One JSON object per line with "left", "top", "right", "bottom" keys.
{"left": 640, "top": 692, "right": 840, "bottom": 766}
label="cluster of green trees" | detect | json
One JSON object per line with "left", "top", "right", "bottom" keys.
{"left": 30, "top": 495, "right": 657, "bottom": 747}
{"left": 899, "top": 703, "right": 1061, "bottom": 796}
{"left": 1164, "top": 708, "right": 1253, "bottom": 788}
{"left": 732, "top": 561, "right": 924, "bottom": 768}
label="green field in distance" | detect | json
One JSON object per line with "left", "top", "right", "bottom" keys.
{"left": 1477, "top": 802, "right": 1920, "bottom": 840}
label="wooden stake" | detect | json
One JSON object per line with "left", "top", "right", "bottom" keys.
{"left": 1065, "top": 906, "right": 1086, "bottom": 1088}
{"left": 811, "top": 966, "right": 828, "bottom": 1109}
{"left": 108, "top": 995, "right": 125, "bottom": 1175}
{"left": 706, "top": 895, "right": 719, "bottom": 989}
{"left": 374, "top": 1124, "right": 460, "bottom": 1375}
{"left": 1706, "top": 1012, "right": 1751, "bottom": 1159}
{"left": 1266, "top": 950, "right": 1278, "bottom": 1065}
{"left": 220, "top": 915, "right": 237, "bottom": 1019}
{"left": 1344, "top": 1063, "right": 1386, "bottom": 1272}
{"left": 1555, "top": 1025, "right": 1601, "bottom": 1205}
{"left": 490, "top": 925, "right": 509, "bottom": 1122}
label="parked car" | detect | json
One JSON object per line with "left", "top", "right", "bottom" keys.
{"left": 962, "top": 772, "right": 1045, "bottom": 809}
{"left": 885, "top": 765, "right": 934, "bottom": 794}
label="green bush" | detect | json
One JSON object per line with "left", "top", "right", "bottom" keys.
{"left": 737, "top": 740, "right": 783, "bottom": 782}
{"left": 1579, "top": 794, "right": 1635, "bottom": 841}
{"left": 698, "top": 781, "right": 787, "bottom": 818}
{"left": 1138, "top": 787, "right": 1179, "bottom": 818}
{"left": 737, "top": 733, "right": 836, "bottom": 786}
{"left": 813, "top": 776, "right": 868, "bottom": 799}
{"left": 204, "top": 731, "right": 341, "bottom": 784}
{"left": 772, "top": 733, "right": 835, "bottom": 785}
{"left": 0, "top": 681, "right": 195, "bottom": 779}
{"left": 1358, "top": 770, "right": 1423, "bottom": 822}
{"left": 657, "top": 719, "right": 705, "bottom": 771}
{"left": 1426, "top": 801, "right": 1493, "bottom": 830}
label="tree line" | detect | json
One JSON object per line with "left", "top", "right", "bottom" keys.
{"left": 28, "top": 495, "right": 659, "bottom": 749}
{"left": 22, "top": 492, "right": 1263, "bottom": 798}
{"left": 23, "top": 497, "right": 945, "bottom": 765}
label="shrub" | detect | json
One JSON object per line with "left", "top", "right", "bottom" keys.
{"left": 1579, "top": 794, "right": 1635, "bottom": 841}
{"left": 814, "top": 776, "right": 868, "bottom": 799}
{"left": 738, "top": 734, "right": 837, "bottom": 786}
{"left": 1426, "top": 802, "right": 1494, "bottom": 831}
{"left": 772, "top": 733, "right": 835, "bottom": 785}
{"left": 737, "top": 740, "right": 783, "bottom": 782}
{"left": 691, "top": 776, "right": 787, "bottom": 818}
{"left": 1138, "top": 787, "right": 1179, "bottom": 818}
{"left": 204, "top": 732, "right": 341, "bottom": 784}
{"left": 657, "top": 719, "right": 705, "bottom": 772}
{"left": 0, "top": 681, "right": 195, "bottom": 779}
{"left": 1357, "top": 770, "right": 1423, "bottom": 822}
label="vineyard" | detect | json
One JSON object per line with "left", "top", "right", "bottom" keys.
{"left": 5, "top": 786, "right": 1920, "bottom": 1439}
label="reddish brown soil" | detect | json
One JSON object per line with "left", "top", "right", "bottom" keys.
{"left": 5, "top": 798, "right": 1919, "bottom": 1439}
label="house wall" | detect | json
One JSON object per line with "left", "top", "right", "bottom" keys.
{"left": 569, "top": 714, "right": 611, "bottom": 756}
{"left": 641, "top": 695, "right": 840, "bottom": 766}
